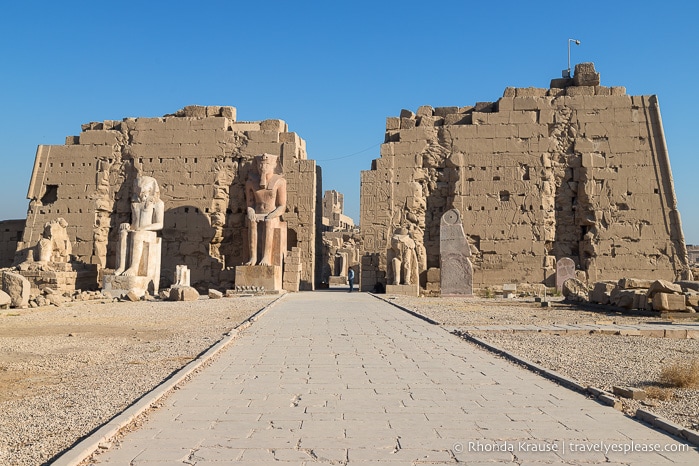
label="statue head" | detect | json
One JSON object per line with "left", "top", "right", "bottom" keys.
{"left": 256, "top": 153, "right": 280, "bottom": 188}
{"left": 133, "top": 176, "right": 160, "bottom": 203}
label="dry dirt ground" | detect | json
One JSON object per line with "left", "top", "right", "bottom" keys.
{"left": 391, "top": 295, "right": 699, "bottom": 434}
{"left": 0, "top": 295, "right": 277, "bottom": 466}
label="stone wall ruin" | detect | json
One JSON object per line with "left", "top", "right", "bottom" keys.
{"left": 359, "top": 63, "right": 690, "bottom": 291}
{"left": 17, "top": 105, "right": 321, "bottom": 291}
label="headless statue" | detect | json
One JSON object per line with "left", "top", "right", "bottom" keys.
{"left": 244, "top": 154, "right": 287, "bottom": 266}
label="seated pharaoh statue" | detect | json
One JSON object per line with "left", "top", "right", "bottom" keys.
{"left": 104, "top": 175, "right": 164, "bottom": 296}
{"left": 244, "top": 153, "right": 287, "bottom": 267}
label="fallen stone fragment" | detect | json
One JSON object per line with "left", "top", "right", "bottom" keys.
{"left": 612, "top": 386, "right": 647, "bottom": 400}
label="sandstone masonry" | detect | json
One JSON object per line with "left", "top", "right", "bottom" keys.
{"left": 17, "top": 106, "right": 321, "bottom": 290}
{"left": 359, "top": 63, "right": 690, "bottom": 290}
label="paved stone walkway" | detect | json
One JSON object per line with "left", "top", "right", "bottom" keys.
{"left": 91, "top": 292, "right": 697, "bottom": 465}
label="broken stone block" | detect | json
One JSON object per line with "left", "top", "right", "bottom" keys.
{"left": 573, "top": 62, "right": 600, "bottom": 86}
{"left": 685, "top": 292, "right": 699, "bottom": 309}
{"left": 647, "top": 279, "right": 682, "bottom": 297}
{"left": 618, "top": 278, "right": 653, "bottom": 289}
{"left": 612, "top": 386, "right": 647, "bottom": 400}
{"left": 208, "top": 289, "right": 223, "bottom": 299}
{"left": 416, "top": 105, "right": 434, "bottom": 117}
{"left": 590, "top": 281, "right": 616, "bottom": 304}
{"left": 610, "top": 287, "right": 633, "bottom": 309}
{"left": 47, "top": 293, "right": 67, "bottom": 306}
{"left": 169, "top": 285, "right": 200, "bottom": 301}
{"left": 124, "top": 290, "right": 141, "bottom": 302}
{"left": 652, "top": 292, "right": 686, "bottom": 312}
{"left": 676, "top": 281, "right": 699, "bottom": 292}
{"left": 562, "top": 278, "right": 588, "bottom": 302}
{"left": 0, "top": 290, "right": 10, "bottom": 309}
{"left": 1, "top": 271, "right": 30, "bottom": 308}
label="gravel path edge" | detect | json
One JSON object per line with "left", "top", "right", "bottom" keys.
{"left": 50, "top": 293, "right": 287, "bottom": 466}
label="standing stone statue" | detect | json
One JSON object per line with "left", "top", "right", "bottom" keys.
{"left": 115, "top": 175, "right": 165, "bottom": 277}
{"left": 387, "top": 227, "right": 419, "bottom": 286}
{"left": 244, "top": 154, "right": 287, "bottom": 266}
{"left": 440, "top": 209, "right": 473, "bottom": 296}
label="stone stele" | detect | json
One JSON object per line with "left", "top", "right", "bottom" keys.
{"left": 440, "top": 209, "right": 473, "bottom": 297}
{"left": 556, "top": 257, "right": 576, "bottom": 292}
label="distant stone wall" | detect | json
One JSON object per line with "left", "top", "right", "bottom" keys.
{"left": 360, "top": 64, "right": 690, "bottom": 289}
{"left": 322, "top": 189, "right": 355, "bottom": 232}
{"left": 18, "top": 106, "right": 319, "bottom": 290}
{"left": 0, "top": 219, "right": 24, "bottom": 268}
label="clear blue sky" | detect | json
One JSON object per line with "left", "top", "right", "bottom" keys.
{"left": 2, "top": 1, "right": 698, "bottom": 242}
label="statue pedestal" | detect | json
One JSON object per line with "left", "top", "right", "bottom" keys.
{"left": 235, "top": 265, "right": 282, "bottom": 292}
{"left": 103, "top": 274, "right": 155, "bottom": 299}
{"left": 385, "top": 283, "right": 419, "bottom": 297}
{"left": 18, "top": 263, "right": 98, "bottom": 294}
{"left": 328, "top": 275, "right": 347, "bottom": 286}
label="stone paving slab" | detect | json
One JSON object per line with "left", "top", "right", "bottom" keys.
{"left": 84, "top": 292, "right": 697, "bottom": 465}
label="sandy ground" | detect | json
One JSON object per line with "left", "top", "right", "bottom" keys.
{"left": 0, "top": 295, "right": 277, "bottom": 466}
{"left": 391, "top": 295, "right": 699, "bottom": 433}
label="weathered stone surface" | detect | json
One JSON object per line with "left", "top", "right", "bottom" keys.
{"left": 618, "top": 278, "right": 653, "bottom": 289}
{"left": 610, "top": 287, "right": 648, "bottom": 309}
{"left": 647, "top": 279, "right": 682, "bottom": 297}
{"left": 440, "top": 209, "right": 473, "bottom": 297}
{"left": 652, "top": 292, "right": 686, "bottom": 312}
{"left": 169, "top": 285, "right": 200, "bottom": 301}
{"left": 208, "top": 289, "right": 223, "bottom": 299}
{"left": 103, "top": 274, "right": 154, "bottom": 299}
{"left": 15, "top": 106, "right": 318, "bottom": 291}
{"left": 1, "top": 271, "right": 30, "bottom": 308}
{"left": 685, "top": 292, "right": 699, "bottom": 308}
{"left": 590, "top": 281, "right": 616, "bottom": 304}
{"left": 385, "top": 283, "right": 419, "bottom": 297}
{"left": 676, "top": 280, "right": 699, "bottom": 292}
{"left": 0, "top": 290, "right": 11, "bottom": 309}
{"left": 387, "top": 228, "right": 419, "bottom": 286}
{"left": 556, "top": 257, "right": 576, "bottom": 292}
{"left": 359, "top": 63, "right": 690, "bottom": 288}
{"left": 612, "top": 386, "right": 647, "bottom": 400}
{"left": 562, "top": 278, "right": 588, "bottom": 302}
{"left": 174, "top": 265, "right": 191, "bottom": 287}
{"left": 573, "top": 62, "right": 601, "bottom": 86}
{"left": 235, "top": 265, "right": 282, "bottom": 291}
{"left": 123, "top": 290, "right": 140, "bottom": 302}
{"left": 426, "top": 267, "right": 441, "bottom": 285}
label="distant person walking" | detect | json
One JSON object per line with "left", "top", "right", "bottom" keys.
{"left": 348, "top": 268, "right": 355, "bottom": 292}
